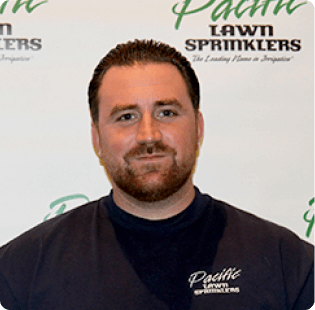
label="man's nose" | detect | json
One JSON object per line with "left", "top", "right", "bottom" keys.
{"left": 136, "top": 114, "right": 162, "bottom": 144}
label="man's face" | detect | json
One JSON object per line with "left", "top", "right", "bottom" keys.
{"left": 92, "top": 63, "right": 203, "bottom": 202}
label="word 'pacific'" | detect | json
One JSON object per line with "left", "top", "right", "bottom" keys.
{"left": 188, "top": 267, "right": 242, "bottom": 288}
{"left": 0, "top": 0, "right": 47, "bottom": 14}
{"left": 172, "top": 0, "right": 307, "bottom": 29}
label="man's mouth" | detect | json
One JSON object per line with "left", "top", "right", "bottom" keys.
{"left": 136, "top": 154, "right": 166, "bottom": 160}
{"left": 129, "top": 154, "right": 170, "bottom": 166}
{"left": 124, "top": 142, "right": 177, "bottom": 164}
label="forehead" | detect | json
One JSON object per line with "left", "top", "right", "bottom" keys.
{"left": 98, "top": 63, "right": 191, "bottom": 109}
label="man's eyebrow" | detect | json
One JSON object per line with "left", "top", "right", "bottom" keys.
{"left": 109, "top": 99, "right": 183, "bottom": 117}
{"left": 109, "top": 104, "right": 139, "bottom": 117}
{"left": 154, "top": 99, "right": 183, "bottom": 109}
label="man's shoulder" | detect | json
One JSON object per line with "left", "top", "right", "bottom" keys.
{"left": 0, "top": 197, "right": 109, "bottom": 257}
{"left": 197, "top": 195, "right": 314, "bottom": 309}
{"left": 211, "top": 197, "right": 313, "bottom": 251}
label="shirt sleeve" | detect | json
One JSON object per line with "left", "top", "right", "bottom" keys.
{"left": 280, "top": 233, "right": 314, "bottom": 310}
{"left": 0, "top": 236, "right": 37, "bottom": 310}
{"left": 292, "top": 263, "right": 314, "bottom": 310}
{"left": 0, "top": 270, "right": 21, "bottom": 310}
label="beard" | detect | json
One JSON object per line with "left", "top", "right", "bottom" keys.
{"left": 104, "top": 141, "right": 197, "bottom": 202}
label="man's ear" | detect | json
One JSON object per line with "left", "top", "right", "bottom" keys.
{"left": 197, "top": 111, "right": 204, "bottom": 146}
{"left": 91, "top": 122, "right": 101, "bottom": 157}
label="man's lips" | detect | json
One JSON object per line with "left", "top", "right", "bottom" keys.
{"left": 123, "top": 142, "right": 177, "bottom": 164}
{"left": 132, "top": 154, "right": 168, "bottom": 161}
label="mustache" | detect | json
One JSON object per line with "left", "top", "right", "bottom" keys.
{"left": 123, "top": 141, "right": 177, "bottom": 163}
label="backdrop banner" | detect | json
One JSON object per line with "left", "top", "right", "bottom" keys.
{"left": 0, "top": 0, "right": 314, "bottom": 253}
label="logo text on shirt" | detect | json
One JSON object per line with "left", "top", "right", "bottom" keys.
{"left": 188, "top": 267, "right": 242, "bottom": 295}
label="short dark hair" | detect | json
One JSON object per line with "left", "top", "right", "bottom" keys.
{"left": 88, "top": 39, "right": 200, "bottom": 124}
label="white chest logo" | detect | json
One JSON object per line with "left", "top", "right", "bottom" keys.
{"left": 188, "top": 267, "right": 242, "bottom": 295}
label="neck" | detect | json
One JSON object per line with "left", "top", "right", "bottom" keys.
{"left": 112, "top": 178, "right": 196, "bottom": 220}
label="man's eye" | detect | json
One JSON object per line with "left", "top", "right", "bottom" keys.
{"left": 159, "top": 110, "right": 176, "bottom": 117}
{"left": 117, "top": 113, "right": 135, "bottom": 122}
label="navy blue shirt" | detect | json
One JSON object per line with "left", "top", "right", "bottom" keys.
{"left": 0, "top": 188, "right": 313, "bottom": 309}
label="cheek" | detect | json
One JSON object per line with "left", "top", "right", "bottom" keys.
{"left": 100, "top": 131, "right": 133, "bottom": 158}
{"left": 165, "top": 123, "right": 198, "bottom": 158}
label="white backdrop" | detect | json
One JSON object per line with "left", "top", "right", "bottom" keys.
{"left": 0, "top": 0, "right": 314, "bottom": 251}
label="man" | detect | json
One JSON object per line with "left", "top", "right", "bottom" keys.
{"left": 0, "top": 39, "right": 313, "bottom": 310}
